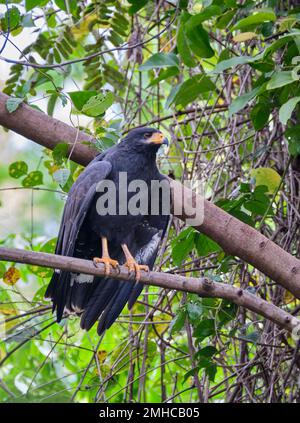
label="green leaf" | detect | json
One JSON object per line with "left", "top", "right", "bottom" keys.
{"left": 183, "top": 367, "right": 199, "bottom": 384}
{"left": 9, "top": 161, "right": 28, "bottom": 179}
{"left": 185, "top": 23, "right": 214, "bottom": 58}
{"left": 82, "top": 92, "right": 114, "bottom": 117}
{"left": 177, "top": 22, "right": 196, "bottom": 68}
{"left": 194, "top": 346, "right": 217, "bottom": 361}
{"left": 240, "top": 330, "right": 260, "bottom": 344}
{"left": 170, "top": 309, "right": 187, "bottom": 334}
{"left": 54, "top": 0, "right": 77, "bottom": 16}
{"left": 2, "top": 6, "right": 21, "bottom": 31}
{"left": 22, "top": 171, "right": 43, "bottom": 187}
{"left": 263, "top": 31, "right": 300, "bottom": 58}
{"left": 40, "top": 238, "right": 57, "bottom": 254}
{"left": 230, "top": 210, "right": 254, "bottom": 227}
{"left": 139, "top": 53, "right": 179, "bottom": 71}
{"left": 68, "top": 90, "right": 98, "bottom": 111}
{"left": 244, "top": 199, "right": 269, "bottom": 216}
{"left": 25, "top": 0, "right": 49, "bottom": 11}
{"left": 47, "top": 93, "right": 58, "bottom": 117}
{"left": 195, "top": 233, "right": 221, "bottom": 256}
{"left": 205, "top": 364, "right": 217, "bottom": 382}
{"left": 267, "top": 71, "right": 295, "bottom": 90}
{"left": 250, "top": 101, "right": 271, "bottom": 130}
{"left": 218, "top": 300, "right": 237, "bottom": 326}
{"left": 170, "top": 75, "right": 215, "bottom": 108}
{"left": 165, "top": 84, "right": 181, "bottom": 110}
{"left": 229, "top": 86, "right": 261, "bottom": 117}
{"left": 187, "top": 303, "right": 203, "bottom": 322}
{"left": 193, "top": 319, "right": 216, "bottom": 341}
{"left": 0, "top": 262, "right": 6, "bottom": 278}
{"left": 128, "top": 0, "right": 148, "bottom": 14}
{"left": 216, "top": 10, "right": 236, "bottom": 29}
{"left": 279, "top": 96, "right": 300, "bottom": 125}
{"left": 148, "top": 67, "right": 179, "bottom": 87}
{"left": 52, "top": 143, "right": 69, "bottom": 165}
{"left": 28, "top": 262, "right": 52, "bottom": 278}
{"left": 232, "top": 8, "right": 276, "bottom": 30}
{"left": 185, "top": 5, "right": 221, "bottom": 29}
{"left": 284, "top": 125, "right": 300, "bottom": 156}
{"left": 171, "top": 227, "right": 195, "bottom": 266}
{"left": 213, "top": 53, "right": 263, "bottom": 73}
{"left": 6, "top": 97, "right": 24, "bottom": 113}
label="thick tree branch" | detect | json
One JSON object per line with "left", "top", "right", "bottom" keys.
{"left": 0, "top": 247, "right": 299, "bottom": 334}
{"left": 0, "top": 92, "right": 96, "bottom": 166}
{"left": 1, "top": 91, "right": 300, "bottom": 299}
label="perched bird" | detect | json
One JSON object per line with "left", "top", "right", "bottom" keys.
{"left": 45, "top": 127, "right": 170, "bottom": 335}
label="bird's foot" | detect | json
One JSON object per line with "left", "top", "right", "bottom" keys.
{"left": 124, "top": 259, "right": 149, "bottom": 282}
{"left": 93, "top": 257, "right": 119, "bottom": 276}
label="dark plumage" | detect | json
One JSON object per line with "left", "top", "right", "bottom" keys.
{"left": 45, "top": 127, "right": 170, "bottom": 335}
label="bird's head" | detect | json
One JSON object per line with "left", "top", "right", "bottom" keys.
{"left": 120, "top": 127, "right": 169, "bottom": 152}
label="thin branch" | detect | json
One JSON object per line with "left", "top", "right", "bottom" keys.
{"left": 0, "top": 247, "right": 299, "bottom": 334}
{"left": 0, "top": 11, "right": 178, "bottom": 69}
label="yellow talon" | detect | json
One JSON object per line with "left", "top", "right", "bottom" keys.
{"left": 124, "top": 259, "right": 149, "bottom": 282}
{"left": 93, "top": 257, "right": 119, "bottom": 276}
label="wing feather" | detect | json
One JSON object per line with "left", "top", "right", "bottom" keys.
{"left": 45, "top": 159, "right": 112, "bottom": 321}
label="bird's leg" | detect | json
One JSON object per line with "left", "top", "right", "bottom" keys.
{"left": 93, "top": 237, "right": 119, "bottom": 276}
{"left": 121, "top": 243, "right": 149, "bottom": 282}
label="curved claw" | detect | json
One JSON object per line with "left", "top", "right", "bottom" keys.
{"left": 124, "top": 259, "right": 149, "bottom": 282}
{"left": 93, "top": 257, "right": 119, "bottom": 276}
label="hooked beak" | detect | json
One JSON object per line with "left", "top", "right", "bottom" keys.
{"left": 148, "top": 132, "right": 169, "bottom": 146}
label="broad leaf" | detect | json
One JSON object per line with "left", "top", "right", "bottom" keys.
{"left": 213, "top": 53, "right": 263, "bottom": 73}
{"left": 185, "top": 23, "right": 214, "bottom": 58}
{"left": 82, "top": 92, "right": 114, "bottom": 117}
{"left": 279, "top": 96, "right": 300, "bottom": 125}
{"left": 229, "top": 86, "right": 261, "bottom": 116}
{"left": 284, "top": 125, "right": 300, "bottom": 156}
{"left": 9, "top": 161, "right": 28, "bottom": 179}
{"left": 250, "top": 101, "right": 271, "bottom": 130}
{"left": 22, "top": 170, "right": 44, "bottom": 187}
{"left": 233, "top": 32, "right": 257, "bottom": 43}
{"left": 139, "top": 53, "right": 179, "bottom": 71}
{"left": 170, "top": 309, "right": 187, "bottom": 334}
{"left": 267, "top": 71, "right": 295, "bottom": 90}
{"left": 251, "top": 167, "right": 281, "bottom": 194}
{"left": 232, "top": 8, "right": 276, "bottom": 30}
{"left": 69, "top": 90, "right": 97, "bottom": 111}
{"left": 177, "top": 19, "right": 196, "bottom": 68}
{"left": 3, "top": 267, "right": 20, "bottom": 286}
{"left": 193, "top": 319, "right": 216, "bottom": 341}
{"left": 170, "top": 75, "right": 215, "bottom": 108}
{"left": 25, "top": 0, "right": 49, "bottom": 11}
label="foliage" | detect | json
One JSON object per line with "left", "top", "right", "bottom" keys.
{"left": 0, "top": 0, "right": 300, "bottom": 404}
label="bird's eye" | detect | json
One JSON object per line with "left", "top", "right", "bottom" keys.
{"left": 143, "top": 132, "right": 152, "bottom": 139}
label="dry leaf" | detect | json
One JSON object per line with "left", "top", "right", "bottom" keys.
{"left": 3, "top": 267, "right": 20, "bottom": 286}
{"left": 233, "top": 32, "right": 257, "bottom": 43}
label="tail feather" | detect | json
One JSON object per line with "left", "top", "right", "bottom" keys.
{"left": 127, "top": 282, "right": 144, "bottom": 309}
{"left": 97, "top": 281, "right": 134, "bottom": 335}
{"left": 80, "top": 278, "right": 120, "bottom": 331}
{"left": 45, "top": 220, "right": 168, "bottom": 333}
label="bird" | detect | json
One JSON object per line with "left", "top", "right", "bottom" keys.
{"left": 45, "top": 127, "right": 170, "bottom": 335}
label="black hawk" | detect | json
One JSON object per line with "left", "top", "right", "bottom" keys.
{"left": 45, "top": 127, "right": 170, "bottom": 335}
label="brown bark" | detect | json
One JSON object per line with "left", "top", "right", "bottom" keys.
{"left": 0, "top": 92, "right": 96, "bottom": 166}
